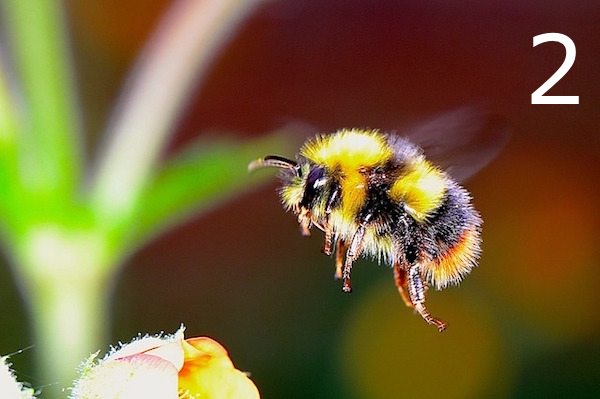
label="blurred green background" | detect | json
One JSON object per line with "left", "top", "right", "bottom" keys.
{"left": 2, "top": 1, "right": 599, "bottom": 398}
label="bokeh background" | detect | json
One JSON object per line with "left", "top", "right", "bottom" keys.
{"left": 2, "top": 1, "right": 600, "bottom": 398}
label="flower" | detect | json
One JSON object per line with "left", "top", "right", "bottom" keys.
{"left": 71, "top": 326, "right": 259, "bottom": 399}
{"left": 0, "top": 355, "right": 36, "bottom": 399}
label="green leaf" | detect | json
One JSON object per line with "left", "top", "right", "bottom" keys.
{"left": 121, "top": 129, "right": 301, "bottom": 252}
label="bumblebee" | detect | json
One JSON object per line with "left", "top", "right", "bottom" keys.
{"left": 249, "top": 109, "right": 507, "bottom": 331}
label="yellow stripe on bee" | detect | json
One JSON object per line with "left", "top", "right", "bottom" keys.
{"left": 301, "top": 129, "right": 393, "bottom": 215}
{"left": 339, "top": 169, "right": 368, "bottom": 216}
{"left": 389, "top": 159, "right": 446, "bottom": 223}
{"left": 301, "top": 129, "right": 393, "bottom": 170}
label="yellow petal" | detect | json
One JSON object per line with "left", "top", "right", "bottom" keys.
{"left": 182, "top": 337, "right": 233, "bottom": 368}
{"left": 178, "top": 337, "right": 260, "bottom": 399}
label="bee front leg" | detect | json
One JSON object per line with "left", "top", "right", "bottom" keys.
{"left": 407, "top": 263, "right": 447, "bottom": 332}
{"left": 321, "top": 185, "right": 340, "bottom": 255}
{"left": 341, "top": 225, "right": 366, "bottom": 293}
{"left": 298, "top": 208, "right": 312, "bottom": 236}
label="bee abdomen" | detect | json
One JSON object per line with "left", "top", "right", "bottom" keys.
{"left": 422, "top": 181, "right": 482, "bottom": 289}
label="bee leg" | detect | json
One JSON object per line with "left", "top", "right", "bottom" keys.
{"left": 298, "top": 208, "right": 312, "bottom": 236}
{"left": 393, "top": 262, "right": 414, "bottom": 308}
{"left": 321, "top": 185, "right": 340, "bottom": 255}
{"left": 342, "top": 225, "right": 366, "bottom": 293}
{"left": 334, "top": 240, "right": 346, "bottom": 280}
{"left": 321, "top": 218, "right": 334, "bottom": 255}
{"left": 407, "top": 263, "right": 447, "bottom": 332}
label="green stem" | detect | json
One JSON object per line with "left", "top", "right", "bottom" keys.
{"left": 0, "top": 57, "right": 20, "bottom": 235}
{"left": 17, "top": 226, "right": 111, "bottom": 398}
{"left": 90, "top": 0, "right": 264, "bottom": 226}
{"left": 2, "top": 0, "right": 80, "bottom": 198}
{"left": 0, "top": 1, "right": 270, "bottom": 397}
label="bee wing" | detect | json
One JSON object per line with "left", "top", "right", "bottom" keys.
{"left": 404, "top": 107, "right": 510, "bottom": 183}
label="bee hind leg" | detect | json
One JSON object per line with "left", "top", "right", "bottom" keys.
{"left": 407, "top": 263, "right": 447, "bottom": 332}
{"left": 320, "top": 217, "right": 334, "bottom": 256}
{"left": 393, "top": 262, "right": 414, "bottom": 308}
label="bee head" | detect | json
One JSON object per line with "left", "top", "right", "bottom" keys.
{"left": 249, "top": 156, "right": 331, "bottom": 226}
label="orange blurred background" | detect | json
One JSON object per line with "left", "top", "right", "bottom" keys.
{"left": 2, "top": 1, "right": 599, "bottom": 398}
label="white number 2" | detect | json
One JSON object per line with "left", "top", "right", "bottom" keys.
{"left": 532, "top": 33, "right": 579, "bottom": 105}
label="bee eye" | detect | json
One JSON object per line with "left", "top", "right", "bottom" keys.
{"left": 306, "top": 166, "right": 327, "bottom": 189}
{"left": 300, "top": 166, "right": 327, "bottom": 207}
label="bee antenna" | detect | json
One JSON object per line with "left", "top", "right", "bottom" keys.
{"left": 248, "top": 155, "right": 298, "bottom": 173}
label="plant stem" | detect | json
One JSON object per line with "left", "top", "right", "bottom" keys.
{"left": 0, "top": 59, "right": 20, "bottom": 234}
{"left": 90, "top": 0, "right": 265, "bottom": 224}
{"left": 2, "top": 0, "right": 80, "bottom": 198}
{"left": 17, "top": 226, "right": 111, "bottom": 398}
{"left": 0, "top": 1, "right": 270, "bottom": 397}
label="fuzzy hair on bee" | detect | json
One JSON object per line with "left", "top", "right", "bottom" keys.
{"left": 249, "top": 108, "right": 508, "bottom": 331}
